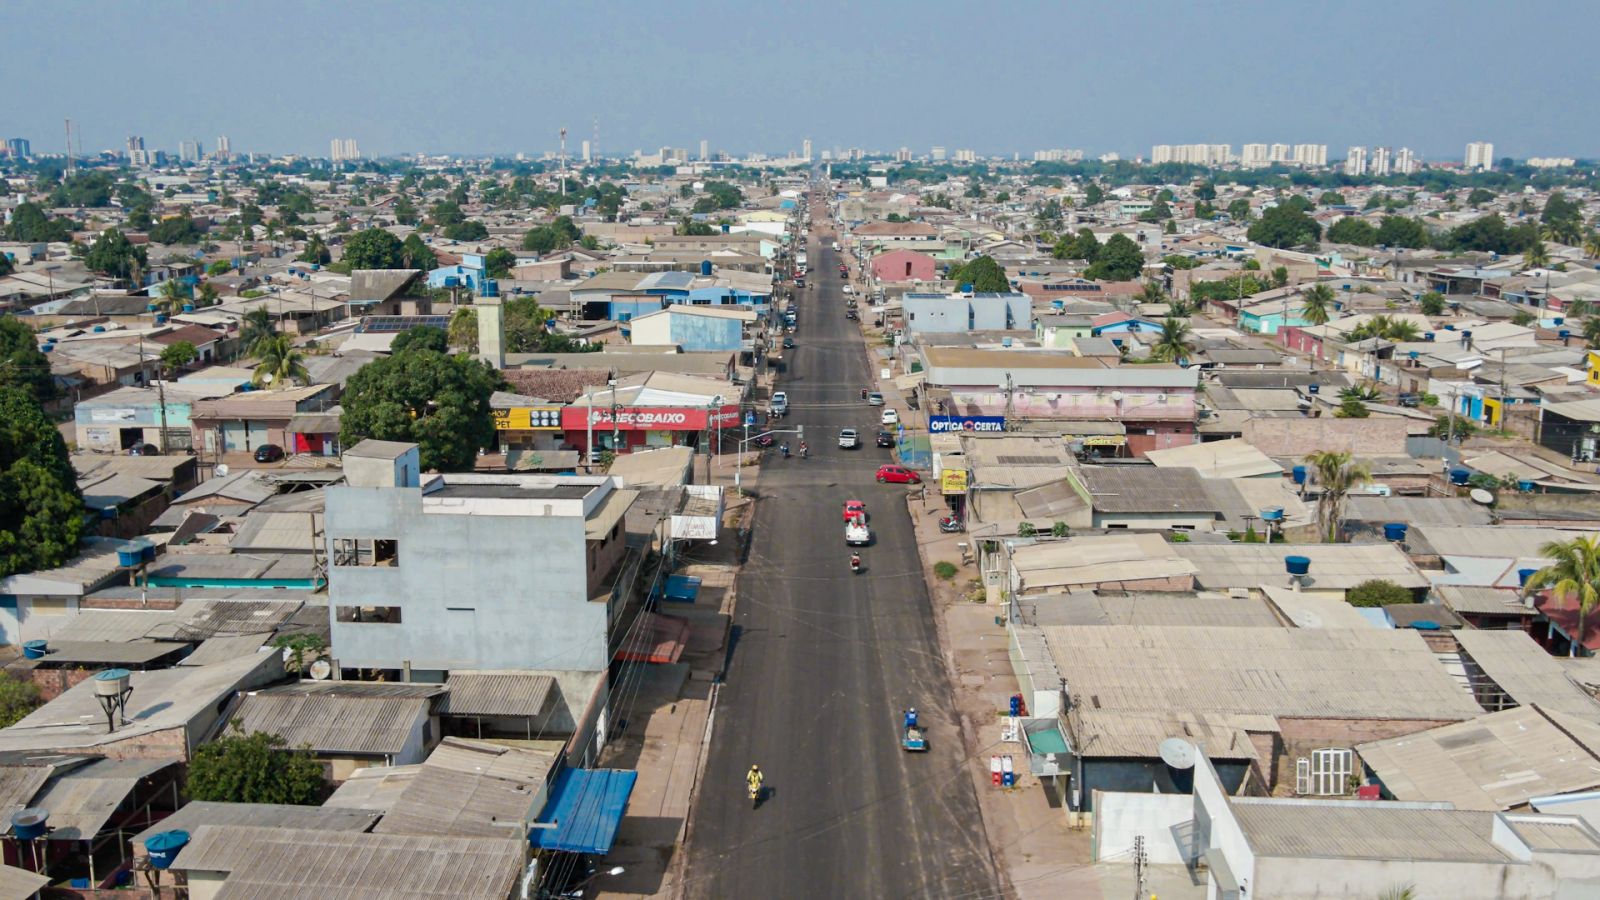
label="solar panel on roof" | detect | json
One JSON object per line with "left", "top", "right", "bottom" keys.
{"left": 356, "top": 316, "right": 451, "bottom": 334}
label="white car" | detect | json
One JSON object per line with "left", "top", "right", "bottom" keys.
{"left": 845, "top": 519, "right": 872, "bottom": 546}
{"left": 842, "top": 285, "right": 854, "bottom": 295}
{"left": 881, "top": 409, "right": 899, "bottom": 426}
{"left": 838, "top": 428, "right": 859, "bottom": 449}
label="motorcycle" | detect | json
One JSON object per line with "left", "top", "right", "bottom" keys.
{"left": 748, "top": 778, "right": 762, "bottom": 807}
{"left": 799, "top": 443, "right": 809, "bottom": 459}
{"left": 780, "top": 443, "right": 790, "bottom": 459}
{"left": 939, "top": 515, "right": 964, "bottom": 533}
{"left": 850, "top": 554, "right": 862, "bottom": 574}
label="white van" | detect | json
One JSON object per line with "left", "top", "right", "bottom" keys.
{"left": 770, "top": 391, "right": 789, "bottom": 415}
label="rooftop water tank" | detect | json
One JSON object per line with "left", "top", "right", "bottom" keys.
{"left": 1383, "top": 523, "right": 1408, "bottom": 542}
{"left": 700, "top": 259, "right": 713, "bottom": 276}
{"left": 960, "top": 283, "right": 973, "bottom": 293}
{"left": 1291, "top": 465, "right": 1308, "bottom": 485}
{"left": 145, "top": 830, "right": 190, "bottom": 870}
{"left": 1002, "top": 337, "right": 1013, "bottom": 348}
{"left": 11, "top": 809, "right": 48, "bottom": 841}
{"left": 146, "top": 303, "right": 159, "bottom": 313}
{"left": 115, "top": 540, "right": 149, "bottom": 568}
{"left": 1424, "top": 331, "right": 1435, "bottom": 341}
{"left": 94, "top": 668, "right": 131, "bottom": 700}
{"left": 1410, "top": 620, "right": 1441, "bottom": 631}
{"left": 1519, "top": 567, "right": 1539, "bottom": 587}
{"left": 182, "top": 303, "right": 194, "bottom": 313}
{"left": 1449, "top": 468, "right": 1471, "bottom": 486}
{"left": 41, "top": 343, "right": 53, "bottom": 353}
{"left": 1307, "top": 384, "right": 1320, "bottom": 394}
{"left": 1554, "top": 317, "right": 1565, "bottom": 326}
{"left": 1518, "top": 480, "right": 1535, "bottom": 492}
{"left": 1285, "top": 556, "right": 1311, "bottom": 576}
{"left": 154, "top": 313, "right": 168, "bottom": 325}
{"left": 21, "top": 640, "right": 48, "bottom": 660}
{"left": 1260, "top": 507, "right": 1285, "bottom": 522}
{"left": 92, "top": 325, "right": 106, "bottom": 333}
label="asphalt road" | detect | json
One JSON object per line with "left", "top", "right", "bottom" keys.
{"left": 683, "top": 196, "right": 1000, "bottom": 899}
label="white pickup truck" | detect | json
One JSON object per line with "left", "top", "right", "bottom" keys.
{"left": 845, "top": 519, "right": 872, "bottom": 546}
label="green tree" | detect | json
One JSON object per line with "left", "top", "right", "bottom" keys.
{"left": 1373, "top": 216, "right": 1428, "bottom": 249}
{"left": 1336, "top": 397, "right": 1371, "bottom": 418}
{"left": 159, "top": 341, "right": 197, "bottom": 374}
{"left": 1083, "top": 183, "right": 1104, "bottom": 206}
{"left": 1085, "top": 234, "right": 1146, "bottom": 281}
{"left": 1195, "top": 182, "right": 1217, "bottom": 202}
{"left": 186, "top": 723, "right": 325, "bottom": 805}
{"left": 149, "top": 214, "right": 204, "bottom": 245}
{"left": 1466, "top": 188, "right": 1496, "bottom": 207}
{"left": 298, "top": 235, "right": 331, "bottom": 265}
{"left": 1583, "top": 232, "right": 1600, "bottom": 260}
{"left": 393, "top": 196, "right": 419, "bottom": 226}
{"left": 1139, "top": 281, "right": 1169, "bottom": 305}
{"left": 206, "top": 259, "right": 233, "bottom": 277}
{"left": 1318, "top": 191, "right": 1346, "bottom": 206}
{"left": 947, "top": 256, "right": 1011, "bottom": 292}
{"left": 0, "top": 318, "right": 57, "bottom": 405}
{"left": 1346, "top": 579, "right": 1413, "bottom": 607}
{"left": 1271, "top": 265, "right": 1289, "bottom": 289}
{"left": 83, "top": 228, "right": 146, "bottom": 282}
{"left": 390, "top": 326, "right": 449, "bottom": 354}
{"left": 1248, "top": 204, "right": 1321, "bottom": 249}
{"left": 342, "top": 228, "right": 405, "bottom": 269}
{"left": 448, "top": 307, "right": 479, "bottom": 353}
{"left": 1512, "top": 309, "right": 1537, "bottom": 327}
{"left": 1524, "top": 238, "right": 1551, "bottom": 270}
{"left": 1052, "top": 228, "right": 1100, "bottom": 262}
{"left": 400, "top": 233, "right": 436, "bottom": 271}
{"left": 1326, "top": 218, "right": 1378, "bottom": 246}
{"left": 250, "top": 335, "right": 309, "bottom": 390}
{"left": 1419, "top": 291, "right": 1446, "bottom": 316}
{"left": 1226, "top": 198, "right": 1252, "bottom": 221}
{"left": 1304, "top": 450, "right": 1370, "bottom": 543}
{"left": 442, "top": 220, "right": 489, "bottom": 241}
{"left": 127, "top": 204, "right": 154, "bottom": 232}
{"left": 1149, "top": 318, "right": 1195, "bottom": 363}
{"left": 5, "top": 203, "right": 74, "bottom": 243}
{"left": 152, "top": 278, "right": 188, "bottom": 315}
{"left": 270, "top": 634, "right": 327, "bottom": 675}
{"left": 339, "top": 346, "right": 503, "bottom": 471}
{"left": 1526, "top": 536, "right": 1600, "bottom": 656}
{"left": 0, "top": 388, "right": 84, "bottom": 578}
{"left": 484, "top": 248, "right": 516, "bottom": 279}
{"left": 429, "top": 200, "right": 466, "bottom": 227}
{"left": 0, "top": 672, "right": 41, "bottom": 728}
{"left": 1299, "top": 284, "right": 1335, "bottom": 326}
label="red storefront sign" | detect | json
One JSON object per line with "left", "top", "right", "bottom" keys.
{"left": 561, "top": 404, "right": 741, "bottom": 431}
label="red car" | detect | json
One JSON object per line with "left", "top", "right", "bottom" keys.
{"left": 875, "top": 465, "right": 921, "bottom": 485}
{"left": 843, "top": 500, "right": 867, "bottom": 522}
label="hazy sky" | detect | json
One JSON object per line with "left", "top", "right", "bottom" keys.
{"left": 3, "top": 0, "right": 1595, "bottom": 161}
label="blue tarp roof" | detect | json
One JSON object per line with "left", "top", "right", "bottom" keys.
{"left": 531, "top": 768, "right": 637, "bottom": 854}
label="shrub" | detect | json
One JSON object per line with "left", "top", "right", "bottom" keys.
{"left": 934, "top": 561, "right": 958, "bottom": 580}
{"left": 1346, "top": 579, "right": 1414, "bottom": 607}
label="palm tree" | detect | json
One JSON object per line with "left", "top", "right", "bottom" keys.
{"left": 1526, "top": 536, "right": 1600, "bottom": 657}
{"left": 195, "top": 281, "right": 220, "bottom": 308}
{"left": 1583, "top": 231, "right": 1600, "bottom": 260}
{"left": 1583, "top": 315, "right": 1600, "bottom": 347}
{"left": 1138, "top": 281, "right": 1169, "bottom": 306}
{"left": 1339, "top": 382, "right": 1382, "bottom": 403}
{"left": 250, "top": 334, "right": 309, "bottom": 390}
{"left": 1386, "top": 319, "right": 1422, "bottom": 343}
{"left": 1150, "top": 318, "right": 1195, "bottom": 364}
{"left": 152, "top": 278, "right": 187, "bottom": 315}
{"left": 1524, "top": 238, "right": 1551, "bottom": 271}
{"left": 1299, "top": 284, "right": 1335, "bottom": 326}
{"left": 1304, "top": 450, "right": 1370, "bottom": 543}
{"left": 238, "top": 307, "right": 274, "bottom": 358}
{"left": 1545, "top": 220, "right": 1582, "bottom": 246}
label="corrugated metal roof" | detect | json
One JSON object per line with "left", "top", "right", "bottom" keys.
{"left": 229, "top": 689, "right": 434, "bottom": 756}
{"left": 374, "top": 738, "right": 558, "bottom": 837}
{"left": 1145, "top": 438, "right": 1281, "bottom": 479}
{"left": 1455, "top": 629, "right": 1600, "bottom": 718}
{"left": 1011, "top": 533, "right": 1196, "bottom": 593}
{"left": 181, "top": 634, "right": 270, "bottom": 667}
{"left": 1171, "top": 542, "right": 1428, "bottom": 590}
{"left": 1045, "top": 625, "right": 1482, "bottom": 721}
{"left": 444, "top": 672, "right": 555, "bottom": 718}
{"left": 130, "top": 801, "right": 378, "bottom": 852}
{"left": 1074, "top": 466, "right": 1217, "bottom": 514}
{"left": 0, "top": 864, "right": 49, "bottom": 900}
{"left": 22, "top": 758, "right": 178, "bottom": 840}
{"left": 1345, "top": 496, "right": 1494, "bottom": 527}
{"left": 177, "top": 824, "right": 523, "bottom": 900}
{"left": 1357, "top": 705, "right": 1600, "bottom": 811}
{"left": 1508, "top": 816, "right": 1600, "bottom": 852}
{"left": 1072, "top": 707, "right": 1262, "bottom": 759}
{"left": 322, "top": 765, "right": 421, "bottom": 812}
{"left": 1231, "top": 802, "right": 1510, "bottom": 862}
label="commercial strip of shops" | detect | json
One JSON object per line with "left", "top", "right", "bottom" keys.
{"left": 491, "top": 393, "right": 744, "bottom": 460}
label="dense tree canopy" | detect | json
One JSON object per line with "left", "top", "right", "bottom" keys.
{"left": 1247, "top": 204, "right": 1321, "bottom": 249}
{"left": 442, "top": 220, "right": 489, "bottom": 241}
{"left": 148, "top": 214, "right": 204, "bottom": 245}
{"left": 0, "top": 388, "right": 83, "bottom": 578}
{"left": 946, "top": 256, "right": 1011, "bottom": 292}
{"left": 1374, "top": 216, "right": 1429, "bottom": 249}
{"left": 339, "top": 343, "right": 504, "bottom": 472}
{"left": 1084, "top": 234, "right": 1145, "bottom": 281}
{"left": 49, "top": 173, "right": 115, "bottom": 208}
{"left": 390, "top": 325, "right": 449, "bottom": 354}
{"left": 83, "top": 228, "right": 146, "bottom": 281}
{"left": 484, "top": 248, "right": 516, "bottom": 279}
{"left": 5, "top": 202, "right": 75, "bottom": 243}
{"left": 400, "top": 234, "right": 436, "bottom": 271}
{"left": 343, "top": 228, "right": 408, "bottom": 269}
{"left": 1326, "top": 218, "right": 1378, "bottom": 246}
{"left": 186, "top": 725, "right": 324, "bottom": 805}
{"left": 0, "top": 318, "right": 56, "bottom": 405}
{"left": 1346, "top": 579, "right": 1414, "bottom": 607}
{"left": 1052, "top": 228, "right": 1100, "bottom": 262}
{"left": 522, "top": 216, "right": 582, "bottom": 253}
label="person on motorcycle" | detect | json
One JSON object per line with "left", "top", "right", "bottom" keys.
{"left": 747, "top": 765, "right": 764, "bottom": 795}
{"left": 780, "top": 442, "right": 790, "bottom": 458}
{"left": 850, "top": 552, "right": 862, "bottom": 571}
{"left": 799, "top": 440, "right": 809, "bottom": 458}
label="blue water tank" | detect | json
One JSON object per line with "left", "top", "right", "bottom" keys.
{"left": 116, "top": 541, "right": 148, "bottom": 568}
{"left": 146, "top": 303, "right": 159, "bottom": 313}
{"left": 1260, "top": 506, "right": 1285, "bottom": 522}
{"left": 22, "top": 641, "right": 48, "bottom": 660}
{"left": 182, "top": 303, "right": 195, "bottom": 312}
{"left": 1285, "top": 555, "right": 1311, "bottom": 576}
{"left": 1383, "top": 523, "right": 1408, "bottom": 542}
{"left": 1424, "top": 332, "right": 1435, "bottom": 341}
{"left": 1518, "top": 567, "right": 1538, "bottom": 587}
{"left": 1409, "top": 351, "right": 1419, "bottom": 360}
{"left": 481, "top": 279, "right": 499, "bottom": 298}
{"left": 41, "top": 343, "right": 54, "bottom": 353}
{"left": 1561, "top": 329, "right": 1572, "bottom": 339}
{"left": 1307, "top": 384, "right": 1320, "bottom": 394}
{"left": 700, "top": 260, "right": 713, "bottom": 276}
{"left": 11, "top": 809, "right": 48, "bottom": 841}
{"left": 92, "top": 325, "right": 106, "bottom": 333}
{"left": 1444, "top": 324, "right": 1456, "bottom": 331}
{"left": 1518, "top": 479, "right": 1535, "bottom": 492}
{"left": 1449, "top": 468, "right": 1471, "bottom": 485}
{"left": 1292, "top": 465, "right": 1308, "bottom": 484}
{"left": 145, "top": 830, "right": 190, "bottom": 869}
{"left": 720, "top": 223, "right": 730, "bottom": 233}
{"left": 1461, "top": 329, "right": 1473, "bottom": 341}
{"left": 960, "top": 283, "right": 974, "bottom": 293}
{"left": 1554, "top": 316, "right": 1565, "bottom": 326}
{"left": 154, "top": 313, "right": 168, "bottom": 325}
{"left": 1410, "top": 620, "right": 1441, "bottom": 631}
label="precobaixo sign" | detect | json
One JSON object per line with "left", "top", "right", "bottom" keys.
{"left": 561, "top": 405, "right": 741, "bottom": 431}
{"left": 928, "top": 415, "right": 1006, "bottom": 433}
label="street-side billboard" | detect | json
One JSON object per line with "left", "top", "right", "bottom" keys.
{"left": 560, "top": 404, "right": 741, "bottom": 431}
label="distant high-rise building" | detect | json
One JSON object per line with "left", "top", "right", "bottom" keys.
{"left": 1242, "top": 144, "right": 1269, "bottom": 168}
{"left": 581, "top": 140, "right": 592, "bottom": 162}
{"left": 699, "top": 139, "right": 709, "bottom": 161}
{"left": 1465, "top": 141, "right": 1494, "bottom": 171}
{"left": 930, "top": 146, "right": 946, "bottom": 162}
{"left": 1151, "top": 144, "right": 1174, "bottom": 164}
{"left": 331, "top": 138, "right": 361, "bottom": 162}
{"left": 1098, "top": 152, "right": 1120, "bottom": 163}
{"left": 1151, "top": 144, "right": 1230, "bottom": 166}
{"left": 1528, "top": 157, "right": 1576, "bottom": 169}
{"left": 895, "top": 147, "right": 912, "bottom": 162}
{"left": 952, "top": 149, "right": 977, "bottom": 163}
{"left": 126, "top": 135, "right": 144, "bottom": 158}
{"left": 1292, "top": 144, "right": 1327, "bottom": 167}
{"left": 3, "top": 138, "right": 28, "bottom": 159}
{"left": 1371, "top": 146, "right": 1391, "bottom": 177}
{"left": 178, "top": 139, "right": 201, "bottom": 163}
{"left": 1394, "top": 147, "right": 1418, "bottom": 175}
{"left": 216, "top": 135, "right": 230, "bottom": 158}
{"left": 820, "top": 150, "right": 833, "bottom": 161}
{"left": 802, "top": 138, "right": 812, "bottom": 160}
{"left": 1269, "top": 143, "right": 1291, "bottom": 163}
{"left": 1344, "top": 146, "right": 1367, "bottom": 177}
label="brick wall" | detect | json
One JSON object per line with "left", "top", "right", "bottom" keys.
{"left": 1277, "top": 716, "right": 1459, "bottom": 776}
{"left": 1241, "top": 416, "right": 1408, "bottom": 457}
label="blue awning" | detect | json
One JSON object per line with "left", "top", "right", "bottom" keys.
{"left": 653, "top": 574, "right": 702, "bottom": 603}
{"left": 531, "top": 768, "right": 637, "bottom": 855}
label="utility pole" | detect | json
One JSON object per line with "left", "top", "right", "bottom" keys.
{"left": 1133, "top": 834, "right": 1147, "bottom": 900}
{"left": 139, "top": 334, "right": 170, "bottom": 453}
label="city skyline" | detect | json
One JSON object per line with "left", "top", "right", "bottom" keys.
{"left": 2, "top": 0, "right": 1597, "bottom": 159}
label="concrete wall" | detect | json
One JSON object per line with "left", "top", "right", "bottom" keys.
{"left": 1077, "top": 757, "right": 1249, "bottom": 812}
{"left": 904, "top": 295, "right": 1029, "bottom": 333}
{"left": 1193, "top": 756, "right": 1256, "bottom": 900}
{"left": 1094, "top": 513, "right": 1218, "bottom": 532}
{"left": 1239, "top": 416, "right": 1408, "bottom": 457}
{"left": 1252, "top": 855, "right": 1569, "bottom": 900}
{"left": 1092, "top": 791, "right": 1194, "bottom": 864}
{"left": 326, "top": 486, "right": 607, "bottom": 672}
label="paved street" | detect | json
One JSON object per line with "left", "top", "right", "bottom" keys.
{"left": 683, "top": 199, "right": 999, "bottom": 898}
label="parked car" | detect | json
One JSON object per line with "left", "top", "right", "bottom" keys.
{"left": 782, "top": 336, "right": 796, "bottom": 349}
{"left": 770, "top": 391, "right": 789, "bottom": 416}
{"left": 254, "top": 444, "right": 285, "bottom": 463}
{"left": 875, "top": 464, "right": 921, "bottom": 485}
{"left": 1397, "top": 392, "right": 1421, "bottom": 408}
{"left": 845, "top": 310, "right": 858, "bottom": 320}
{"left": 881, "top": 409, "right": 899, "bottom": 426}
{"left": 876, "top": 431, "right": 895, "bottom": 448}
{"left": 867, "top": 392, "right": 885, "bottom": 406}
{"left": 842, "top": 285, "right": 854, "bottom": 295}
{"left": 838, "top": 428, "right": 860, "bottom": 449}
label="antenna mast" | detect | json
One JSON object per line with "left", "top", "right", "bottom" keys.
{"left": 559, "top": 126, "right": 568, "bottom": 196}
{"left": 64, "top": 119, "right": 74, "bottom": 176}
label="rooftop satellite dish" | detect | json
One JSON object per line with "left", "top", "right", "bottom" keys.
{"left": 308, "top": 659, "right": 333, "bottom": 681}
{"left": 1469, "top": 488, "right": 1495, "bottom": 505}
{"left": 214, "top": 464, "right": 230, "bottom": 478}
{"left": 1158, "top": 738, "right": 1197, "bottom": 770}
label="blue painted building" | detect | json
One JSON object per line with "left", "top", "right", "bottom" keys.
{"left": 427, "top": 252, "right": 489, "bottom": 292}
{"left": 628, "top": 305, "right": 752, "bottom": 351}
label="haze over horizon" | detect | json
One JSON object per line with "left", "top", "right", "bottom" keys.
{"left": 3, "top": 0, "right": 1597, "bottom": 161}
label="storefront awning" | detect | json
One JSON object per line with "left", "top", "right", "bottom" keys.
{"left": 531, "top": 768, "right": 637, "bottom": 854}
